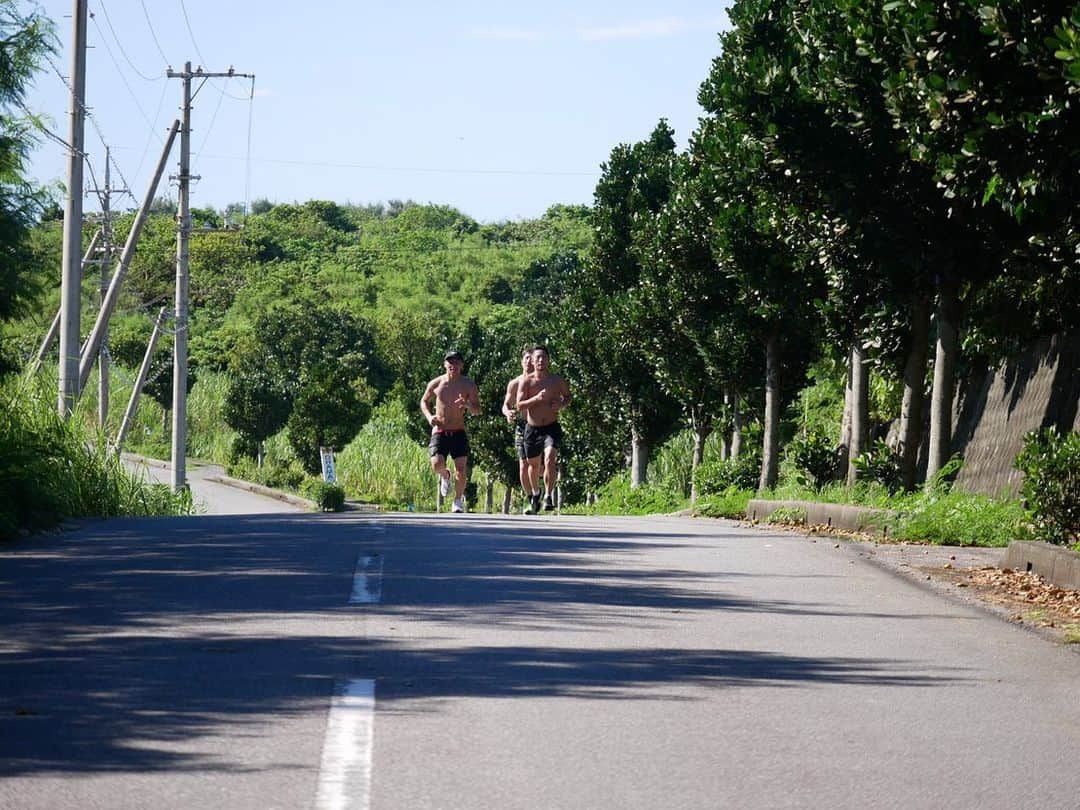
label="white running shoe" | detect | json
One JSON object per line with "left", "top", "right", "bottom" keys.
{"left": 439, "top": 473, "right": 451, "bottom": 498}
{"left": 451, "top": 497, "right": 465, "bottom": 513}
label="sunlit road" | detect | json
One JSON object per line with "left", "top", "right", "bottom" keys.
{"left": 2, "top": 511, "right": 1079, "bottom": 809}
{"left": 122, "top": 455, "right": 304, "bottom": 515}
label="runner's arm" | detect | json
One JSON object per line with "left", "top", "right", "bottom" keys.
{"left": 420, "top": 379, "right": 440, "bottom": 426}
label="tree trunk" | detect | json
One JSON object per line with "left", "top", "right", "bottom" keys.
{"left": 630, "top": 425, "right": 650, "bottom": 488}
{"left": 484, "top": 474, "right": 494, "bottom": 513}
{"left": 256, "top": 440, "right": 264, "bottom": 469}
{"left": 501, "top": 488, "right": 512, "bottom": 514}
{"left": 926, "top": 285, "right": 959, "bottom": 483}
{"left": 847, "top": 342, "right": 870, "bottom": 485}
{"left": 759, "top": 334, "right": 780, "bottom": 492}
{"left": 731, "top": 391, "right": 742, "bottom": 459}
{"left": 838, "top": 361, "right": 853, "bottom": 476}
{"left": 690, "top": 420, "right": 712, "bottom": 505}
{"left": 899, "top": 295, "right": 931, "bottom": 490}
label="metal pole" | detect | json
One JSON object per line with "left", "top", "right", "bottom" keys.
{"left": 57, "top": 0, "right": 88, "bottom": 417}
{"left": 78, "top": 120, "right": 179, "bottom": 390}
{"left": 171, "top": 62, "right": 193, "bottom": 493}
{"left": 115, "top": 307, "right": 168, "bottom": 451}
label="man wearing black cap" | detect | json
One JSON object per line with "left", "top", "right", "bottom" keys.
{"left": 420, "top": 351, "right": 480, "bottom": 513}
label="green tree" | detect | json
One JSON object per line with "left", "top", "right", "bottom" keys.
{"left": 222, "top": 354, "right": 291, "bottom": 465}
{"left": 587, "top": 120, "right": 683, "bottom": 487}
{"left": 0, "top": 2, "right": 53, "bottom": 349}
{"left": 288, "top": 362, "right": 371, "bottom": 474}
{"left": 695, "top": 8, "right": 826, "bottom": 491}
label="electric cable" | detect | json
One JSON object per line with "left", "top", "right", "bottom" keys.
{"left": 94, "top": 0, "right": 164, "bottom": 82}
{"left": 140, "top": 0, "right": 170, "bottom": 65}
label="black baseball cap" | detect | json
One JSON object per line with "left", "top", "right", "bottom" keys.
{"left": 444, "top": 350, "right": 464, "bottom": 362}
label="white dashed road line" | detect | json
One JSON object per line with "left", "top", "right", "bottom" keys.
{"left": 315, "top": 679, "right": 376, "bottom": 810}
{"left": 349, "top": 553, "right": 384, "bottom": 604}
{"left": 315, "top": 521, "right": 386, "bottom": 808}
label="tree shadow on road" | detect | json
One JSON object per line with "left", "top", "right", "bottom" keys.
{"left": 0, "top": 512, "right": 968, "bottom": 777}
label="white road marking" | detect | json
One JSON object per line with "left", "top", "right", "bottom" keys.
{"left": 349, "top": 554, "right": 383, "bottom": 604}
{"left": 315, "top": 679, "right": 376, "bottom": 810}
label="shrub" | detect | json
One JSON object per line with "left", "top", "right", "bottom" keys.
{"left": 786, "top": 432, "right": 837, "bottom": 489}
{"left": 694, "top": 453, "right": 761, "bottom": 495}
{"left": 1015, "top": 428, "right": 1080, "bottom": 545}
{"left": 301, "top": 478, "right": 346, "bottom": 512}
{"left": 852, "top": 439, "right": 903, "bottom": 493}
{"left": 1, "top": 378, "right": 193, "bottom": 539}
{"left": 227, "top": 456, "right": 306, "bottom": 492}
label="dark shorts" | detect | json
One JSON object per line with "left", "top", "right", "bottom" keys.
{"left": 514, "top": 419, "right": 527, "bottom": 460}
{"left": 523, "top": 422, "right": 562, "bottom": 460}
{"left": 429, "top": 429, "right": 470, "bottom": 460}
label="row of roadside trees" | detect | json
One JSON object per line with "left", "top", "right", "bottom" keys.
{"left": 7, "top": 1, "right": 1078, "bottom": 519}
{"left": 540, "top": 0, "right": 1078, "bottom": 499}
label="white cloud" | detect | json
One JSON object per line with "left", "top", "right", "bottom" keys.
{"left": 466, "top": 26, "right": 546, "bottom": 42}
{"left": 577, "top": 16, "right": 728, "bottom": 42}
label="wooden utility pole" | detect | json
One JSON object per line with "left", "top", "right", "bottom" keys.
{"left": 57, "top": 0, "right": 88, "bottom": 417}
{"left": 78, "top": 121, "right": 179, "bottom": 391}
{"left": 115, "top": 307, "right": 169, "bottom": 451}
{"left": 30, "top": 230, "right": 99, "bottom": 376}
{"left": 166, "top": 63, "right": 253, "bottom": 492}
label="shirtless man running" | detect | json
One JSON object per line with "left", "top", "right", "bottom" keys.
{"left": 420, "top": 350, "right": 480, "bottom": 513}
{"left": 502, "top": 348, "right": 536, "bottom": 511}
{"left": 516, "top": 345, "right": 571, "bottom": 514}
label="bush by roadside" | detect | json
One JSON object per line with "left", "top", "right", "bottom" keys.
{"left": 1015, "top": 427, "right": 1080, "bottom": 546}
{"left": 1, "top": 378, "right": 193, "bottom": 540}
{"left": 301, "top": 478, "right": 346, "bottom": 512}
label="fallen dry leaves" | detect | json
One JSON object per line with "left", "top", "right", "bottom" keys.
{"left": 925, "top": 564, "right": 1080, "bottom": 642}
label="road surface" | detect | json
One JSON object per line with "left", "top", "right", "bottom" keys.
{"left": 2, "top": 511, "right": 1079, "bottom": 809}
{"left": 122, "top": 455, "right": 304, "bottom": 515}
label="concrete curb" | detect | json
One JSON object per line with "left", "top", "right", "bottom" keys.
{"left": 203, "top": 474, "right": 317, "bottom": 511}
{"left": 746, "top": 499, "right": 899, "bottom": 536}
{"left": 1001, "top": 541, "right": 1080, "bottom": 591}
{"left": 121, "top": 452, "right": 320, "bottom": 511}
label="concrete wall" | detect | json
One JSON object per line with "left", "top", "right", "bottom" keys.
{"left": 950, "top": 334, "right": 1080, "bottom": 497}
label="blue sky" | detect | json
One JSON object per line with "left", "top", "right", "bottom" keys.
{"left": 26, "top": 1, "right": 732, "bottom": 223}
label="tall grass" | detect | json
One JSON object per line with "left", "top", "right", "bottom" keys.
{"left": 186, "top": 370, "right": 235, "bottom": 464}
{"left": 892, "top": 490, "right": 1027, "bottom": 547}
{"left": 1, "top": 375, "right": 193, "bottom": 540}
{"left": 337, "top": 401, "right": 435, "bottom": 510}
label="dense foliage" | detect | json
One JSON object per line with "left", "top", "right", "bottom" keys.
{"left": 1016, "top": 428, "right": 1080, "bottom": 545}
{"left": 5, "top": 0, "right": 1076, "bottom": 545}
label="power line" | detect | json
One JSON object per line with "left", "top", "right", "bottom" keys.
{"left": 44, "top": 50, "right": 138, "bottom": 205}
{"left": 139, "top": 0, "right": 170, "bottom": 65}
{"left": 111, "top": 148, "right": 600, "bottom": 177}
{"left": 178, "top": 0, "right": 206, "bottom": 68}
{"left": 93, "top": 0, "right": 164, "bottom": 82}
{"left": 131, "top": 80, "right": 170, "bottom": 188}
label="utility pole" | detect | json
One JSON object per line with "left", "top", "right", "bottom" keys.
{"left": 87, "top": 148, "right": 127, "bottom": 430}
{"left": 78, "top": 121, "right": 179, "bottom": 391}
{"left": 166, "top": 63, "right": 253, "bottom": 492}
{"left": 29, "top": 230, "right": 99, "bottom": 377}
{"left": 57, "top": 0, "right": 88, "bottom": 417}
{"left": 114, "top": 307, "right": 169, "bottom": 452}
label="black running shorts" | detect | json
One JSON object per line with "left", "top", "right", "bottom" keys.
{"left": 522, "top": 422, "right": 562, "bottom": 460}
{"left": 429, "top": 429, "right": 470, "bottom": 460}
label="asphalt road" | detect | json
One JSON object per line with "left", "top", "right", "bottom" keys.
{"left": 2, "top": 511, "right": 1079, "bottom": 809}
